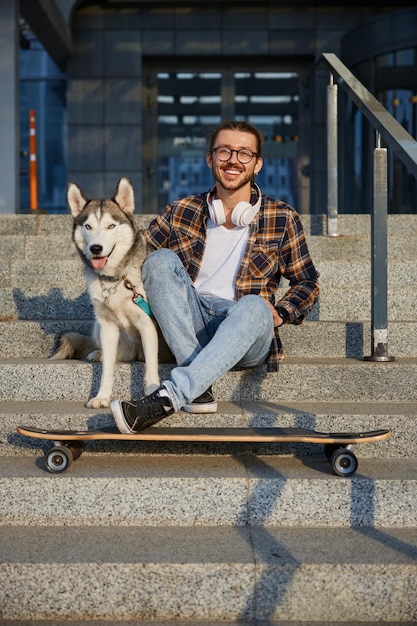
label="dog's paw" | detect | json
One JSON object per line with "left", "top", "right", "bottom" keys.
{"left": 87, "top": 396, "right": 110, "bottom": 409}
{"left": 86, "top": 350, "right": 102, "bottom": 362}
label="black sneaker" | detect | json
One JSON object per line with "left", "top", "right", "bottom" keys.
{"left": 182, "top": 386, "right": 217, "bottom": 414}
{"left": 110, "top": 388, "right": 174, "bottom": 434}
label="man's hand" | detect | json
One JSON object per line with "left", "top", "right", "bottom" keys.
{"left": 267, "top": 301, "right": 284, "bottom": 327}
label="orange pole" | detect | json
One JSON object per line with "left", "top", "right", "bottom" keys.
{"left": 29, "top": 109, "right": 38, "bottom": 210}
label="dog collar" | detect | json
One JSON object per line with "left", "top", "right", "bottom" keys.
{"left": 99, "top": 274, "right": 121, "bottom": 282}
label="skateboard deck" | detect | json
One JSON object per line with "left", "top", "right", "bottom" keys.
{"left": 17, "top": 425, "right": 391, "bottom": 477}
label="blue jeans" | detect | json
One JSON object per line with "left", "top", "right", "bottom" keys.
{"left": 142, "top": 249, "right": 274, "bottom": 412}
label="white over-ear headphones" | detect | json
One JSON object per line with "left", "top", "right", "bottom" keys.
{"left": 207, "top": 183, "right": 262, "bottom": 227}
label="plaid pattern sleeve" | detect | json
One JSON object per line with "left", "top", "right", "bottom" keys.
{"left": 235, "top": 197, "right": 319, "bottom": 370}
{"left": 143, "top": 192, "right": 319, "bottom": 372}
{"left": 143, "top": 194, "right": 207, "bottom": 281}
{"left": 275, "top": 205, "right": 319, "bottom": 324}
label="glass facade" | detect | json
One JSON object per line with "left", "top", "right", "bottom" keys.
{"left": 343, "top": 46, "right": 417, "bottom": 214}
{"left": 377, "top": 49, "right": 417, "bottom": 213}
{"left": 19, "top": 36, "right": 67, "bottom": 213}
{"left": 18, "top": 7, "right": 417, "bottom": 215}
{"left": 152, "top": 69, "right": 299, "bottom": 210}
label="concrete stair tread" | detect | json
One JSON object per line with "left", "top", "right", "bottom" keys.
{"left": 2, "top": 318, "right": 417, "bottom": 358}
{"left": 0, "top": 525, "right": 415, "bottom": 621}
{"left": 3, "top": 355, "right": 417, "bottom": 364}
{"left": 0, "top": 211, "right": 415, "bottom": 230}
{"left": 1, "top": 455, "right": 415, "bottom": 528}
{"left": 0, "top": 623, "right": 412, "bottom": 626}
{"left": 5, "top": 259, "right": 417, "bottom": 287}
{"left": 1, "top": 396, "right": 411, "bottom": 426}
{"left": 3, "top": 398, "right": 417, "bottom": 416}
{"left": 3, "top": 284, "right": 417, "bottom": 323}
{"left": 0, "top": 620, "right": 413, "bottom": 625}
{"left": 2, "top": 453, "right": 415, "bottom": 481}
{"left": 1, "top": 356, "right": 417, "bottom": 404}
{"left": 0, "top": 396, "right": 409, "bottom": 415}
{"left": 1, "top": 524, "right": 415, "bottom": 563}
{"left": 2, "top": 318, "right": 417, "bottom": 326}
{"left": 1, "top": 212, "right": 417, "bottom": 622}
{"left": 4, "top": 232, "right": 417, "bottom": 262}
{"left": 2, "top": 401, "right": 409, "bottom": 458}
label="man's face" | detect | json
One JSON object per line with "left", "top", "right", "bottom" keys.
{"left": 206, "top": 129, "right": 263, "bottom": 192}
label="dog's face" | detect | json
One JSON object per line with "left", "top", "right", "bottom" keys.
{"left": 68, "top": 177, "right": 136, "bottom": 272}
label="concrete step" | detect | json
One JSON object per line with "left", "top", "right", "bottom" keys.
{"left": 302, "top": 212, "right": 417, "bottom": 237}
{"left": 0, "top": 216, "right": 416, "bottom": 252}
{"left": 0, "top": 213, "right": 155, "bottom": 236}
{"left": 2, "top": 258, "right": 417, "bottom": 290}
{"left": 1, "top": 399, "right": 413, "bottom": 458}
{"left": 0, "top": 623, "right": 410, "bottom": 626}
{"left": 0, "top": 319, "right": 416, "bottom": 358}
{"left": 1, "top": 259, "right": 415, "bottom": 324}
{"left": 308, "top": 234, "right": 417, "bottom": 261}
{"left": 1, "top": 212, "right": 416, "bottom": 626}
{"left": 308, "top": 286, "right": 415, "bottom": 321}
{"left": 1, "top": 284, "right": 415, "bottom": 322}
{"left": 0, "top": 320, "right": 92, "bottom": 357}
{"left": 1, "top": 455, "right": 415, "bottom": 527}
{"left": 3, "top": 230, "right": 417, "bottom": 262}
{"left": 1, "top": 212, "right": 417, "bottom": 236}
{"left": 0, "top": 286, "right": 93, "bottom": 320}
{"left": 1, "top": 357, "right": 417, "bottom": 403}
{"left": 0, "top": 525, "right": 415, "bottom": 621}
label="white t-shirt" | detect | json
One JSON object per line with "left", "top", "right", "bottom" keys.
{"left": 194, "top": 218, "right": 249, "bottom": 300}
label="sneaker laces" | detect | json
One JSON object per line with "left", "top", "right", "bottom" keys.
{"left": 130, "top": 392, "right": 171, "bottom": 431}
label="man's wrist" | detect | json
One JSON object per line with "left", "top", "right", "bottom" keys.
{"left": 276, "top": 306, "right": 289, "bottom": 326}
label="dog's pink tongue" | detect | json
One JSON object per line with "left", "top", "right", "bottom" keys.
{"left": 92, "top": 257, "right": 108, "bottom": 269}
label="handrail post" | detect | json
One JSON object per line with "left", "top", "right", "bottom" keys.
{"left": 327, "top": 74, "right": 339, "bottom": 236}
{"left": 364, "top": 132, "right": 394, "bottom": 362}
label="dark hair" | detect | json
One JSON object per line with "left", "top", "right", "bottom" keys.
{"left": 208, "top": 121, "right": 264, "bottom": 156}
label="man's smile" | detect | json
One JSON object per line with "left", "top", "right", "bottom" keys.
{"left": 222, "top": 166, "right": 243, "bottom": 177}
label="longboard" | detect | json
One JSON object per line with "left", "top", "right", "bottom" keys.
{"left": 16, "top": 425, "right": 391, "bottom": 477}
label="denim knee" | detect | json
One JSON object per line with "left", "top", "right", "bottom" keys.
{"left": 142, "top": 248, "right": 179, "bottom": 277}
{"left": 237, "top": 293, "right": 270, "bottom": 317}
{"left": 234, "top": 294, "right": 273, "bottom": 333}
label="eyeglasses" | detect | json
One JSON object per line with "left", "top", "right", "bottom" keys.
{"left": 210, "top": 147, "right": 259, "bottom": 164}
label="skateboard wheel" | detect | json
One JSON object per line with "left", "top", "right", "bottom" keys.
{"left": 330, "top": 448, "right": 358, "bottom": 477}
{"left": 45, "top": 445, "right": 73, "bottom": 473}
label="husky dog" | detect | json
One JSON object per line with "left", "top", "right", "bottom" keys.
{"left": 52, "top": 177, "right": 160, "bottom": 408}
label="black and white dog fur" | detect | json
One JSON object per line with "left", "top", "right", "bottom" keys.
{"left": 52, "top": 177, "right": 159, "bottom": 408}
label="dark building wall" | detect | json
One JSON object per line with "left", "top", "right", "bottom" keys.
{"left": 67, "top": 3, "right": 403, "bottom": 213}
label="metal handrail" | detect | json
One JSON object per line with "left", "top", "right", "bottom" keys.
{"left": 321, "top": 53, "right": 417, "bottom": 177}
{"left": 320, "top": 53, "right": 417, "bottom": 361}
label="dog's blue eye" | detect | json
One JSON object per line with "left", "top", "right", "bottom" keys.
{"left": 108, "top": 224, "right": 116, "bottom": 229}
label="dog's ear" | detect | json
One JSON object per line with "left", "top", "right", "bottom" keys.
{"left": 114, "top": 177, "right": 135, "bottom": 216}
{"left": 67, "top": 182, "right": 89, "bottom": 218}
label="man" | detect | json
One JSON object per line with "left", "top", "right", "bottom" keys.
{"left": 111, "top": 120, "right": 319, "bottom": 433}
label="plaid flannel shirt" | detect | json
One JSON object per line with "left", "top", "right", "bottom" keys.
{"left": 143, "top": 189, "right": 319, "bottom": 372}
